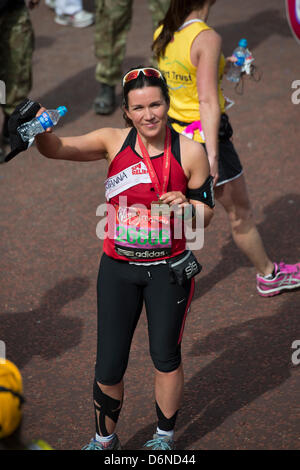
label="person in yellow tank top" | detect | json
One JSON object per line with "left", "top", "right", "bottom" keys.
{"left": 154, "top": 18, "right": 226, "bottom": 142}
{"left": 152, "top": 0, "right": 300, "bottom": 297}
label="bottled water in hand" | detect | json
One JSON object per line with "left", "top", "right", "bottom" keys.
{"left": 226, "top": 38, "right": 248, "bottom": 83}
{"left": 17, "top": 106, "right": 67, "bottom": 142}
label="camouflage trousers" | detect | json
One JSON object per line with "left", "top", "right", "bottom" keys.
{"left": 94, "top": 0, "right": 170, "bottom": 86}
{"left": 0, "top": 6, "right": 34, "bottom": 117}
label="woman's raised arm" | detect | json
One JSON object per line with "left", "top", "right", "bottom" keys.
{"left": 35, "top": 107, "right": 117, "bottom": 162}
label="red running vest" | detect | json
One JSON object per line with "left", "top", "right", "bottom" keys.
{"left": 103, "top": 127, "right": 187, "bottom": 262}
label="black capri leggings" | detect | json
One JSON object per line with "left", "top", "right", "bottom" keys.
{"left": 95, "top": 253, "right": 195, "bottom": 385}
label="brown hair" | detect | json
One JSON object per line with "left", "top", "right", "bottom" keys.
{"left": 152, "top": 0, "right": 207, "bottom": 59}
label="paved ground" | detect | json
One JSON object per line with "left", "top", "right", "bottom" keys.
{"left": 0, "top": 0, "right": 299, "bottom": 451}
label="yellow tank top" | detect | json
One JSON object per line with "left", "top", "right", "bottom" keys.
{"left": 154, "top": 20, "right": 226, "bottom": 143}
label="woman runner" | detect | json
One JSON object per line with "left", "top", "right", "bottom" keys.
{"left": 35, "top": 67, "right": 214, "bottom": 450}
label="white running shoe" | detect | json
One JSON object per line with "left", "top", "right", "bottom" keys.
{"left": 55, "top": 10, "right": 94, "bottom": 28}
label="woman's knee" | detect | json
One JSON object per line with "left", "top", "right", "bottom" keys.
{"left": 151, "top": 351, "right": 182, "bottom": 373}
{"left": 217, "top": 181, "right": 254, "bottom": 231}
{"left": 154, "top": 365, "right": 182, "bottom": 377}
{"left": 228, "top": 204, "right": 254, "bottom": 232}
{"left": 95, "top": 360, "right": 126, "bottom": 386}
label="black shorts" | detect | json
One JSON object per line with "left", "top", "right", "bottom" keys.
{"left": 170, "top": 113, "right": 243, "bottom": 187}
{"left": 95, "top": 253, "right": 195, "bottom": 385}
{"left": 216, "top": 138, "right": 243, "bottom": 186}
{"left": 202, "top": 114, "right": 243, "bottom": 186}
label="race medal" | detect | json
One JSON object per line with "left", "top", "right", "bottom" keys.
{"left": 138, "top": 126, "right": 172, "bottom": 219}
{"left": 151, "top": 199, "right": 171, "bottom": 217}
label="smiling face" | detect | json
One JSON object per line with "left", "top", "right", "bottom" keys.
{"left": 124, "top": 86, "right": 170, "bottom": 139}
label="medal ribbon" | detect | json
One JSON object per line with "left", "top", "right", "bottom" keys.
{"left": 137, "top": 126, "right": 171, "bottom": 199}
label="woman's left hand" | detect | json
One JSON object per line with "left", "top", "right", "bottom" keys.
{"left": 159, "top": 191, "right": 189, "bottom": 208}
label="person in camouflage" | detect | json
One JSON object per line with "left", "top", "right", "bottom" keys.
{"left": 0, "top": 0, "right": 39, "bottom": 162}
{"left": 94, "top": 0, "right": 170, "bottom": 115}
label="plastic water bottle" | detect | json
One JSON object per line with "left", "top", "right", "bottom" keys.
{"left": 226, "top": 38, "right": 248, "bottom": 83}
{"left": 17, "top": 106, "right": 67, "bottom": 142}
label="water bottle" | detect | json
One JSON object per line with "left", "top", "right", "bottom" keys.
{"left": 17, "top": 106, "right": 67, "bottom": 142}
{"left": 226, "top": 38, "right": 248, "bottom": 83}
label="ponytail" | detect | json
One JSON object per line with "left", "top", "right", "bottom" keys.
{"left": 152, "top": 0, "right": 207, "bottom": 59}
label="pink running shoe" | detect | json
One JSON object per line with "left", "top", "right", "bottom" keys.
{"left": 256, "top": 262, "right": 300, "bottom": 297}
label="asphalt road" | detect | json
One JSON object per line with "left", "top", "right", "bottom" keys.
{"left": 0, "top": 0, "right": 299, "bottom": 451}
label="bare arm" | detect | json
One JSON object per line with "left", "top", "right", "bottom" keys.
{"left": 35, "top": 107, "right": 119, "bottom": 162}
{"left": 35, "top": 129, "right": 111, "bottom": 162}
{"left": 191, "top": 29, "right": 222, "bottom": 185}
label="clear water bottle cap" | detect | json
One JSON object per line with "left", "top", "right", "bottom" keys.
{"left": 238, "top": 38, "right": 248, "bottom": 48}
{"left": 57, "top": 106, "right": 68, "bottom": 116}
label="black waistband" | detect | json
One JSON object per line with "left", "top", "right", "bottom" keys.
{"left": 168, "top": 117, "right": 191, "bottom": 127}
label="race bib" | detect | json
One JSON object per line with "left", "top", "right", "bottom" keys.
{"left": 114, "top": 204, "right": 172, "bottom": 260}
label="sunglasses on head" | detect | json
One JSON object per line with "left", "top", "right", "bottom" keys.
{"left": 122, "top": 67, "right": 164, "bottom": 87}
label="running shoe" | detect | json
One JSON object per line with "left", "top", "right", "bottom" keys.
{"left": 81, "top": 435, "right": 121, "bottom": 450}
{"left": 143, "top": 434, "right": 175, "bottom": 450}
{"left": 256, "top": 262, "right": 300, "bottom": 297}
{"left": 55, "top": 10, "right": 94, "bottom": 28}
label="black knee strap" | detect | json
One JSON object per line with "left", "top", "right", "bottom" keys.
{"left": 156, "top": 402, "right": 178, "bottom": 431}
{"left": 93, "top": 379, "right": 122, "bottom": 436}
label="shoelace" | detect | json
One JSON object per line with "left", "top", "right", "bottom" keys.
{"left": 84, "top": 439, "right": 106, "bottom": 450}
{"left": 278, "top": 262, "right": 299, "bottom": 274}
{"left": 144, "top": 437, "right": 173, "bottom": 450}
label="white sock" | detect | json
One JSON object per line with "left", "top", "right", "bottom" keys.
{"left": 156, "top": 427, "right": 174, "bottom": 439}
{"left": 263, "top": 273, "right": 273, "bottom": 280}
{"left": 262, "top": 264, "right": 277, "bottom": 279}
{"left": 95, "top": 432, "right": 115, "bottom": 443}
